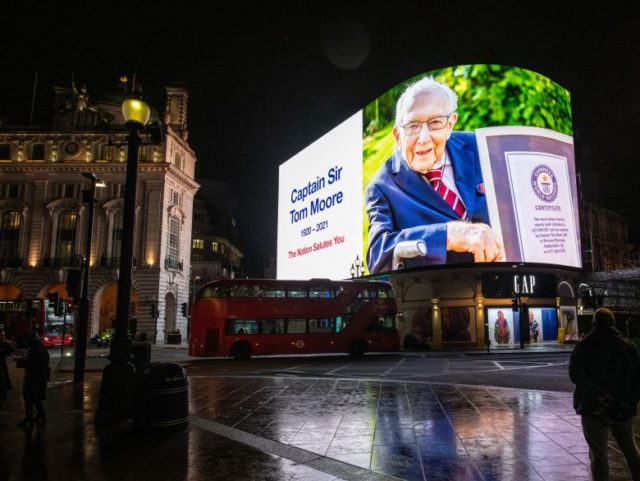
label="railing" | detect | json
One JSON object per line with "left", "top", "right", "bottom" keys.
{"left": 42, "top": 256, "right": 83, "bottom": 268}
{"left": 165, "top": 257, "right": 183, "bottom": 271}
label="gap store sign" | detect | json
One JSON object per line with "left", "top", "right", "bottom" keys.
{"left": 482, "top": 273, "right": 557, "bottom": 298}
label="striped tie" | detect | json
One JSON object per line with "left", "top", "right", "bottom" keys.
{"left": 423, "top": 169, "right": 467, "bottom": 219}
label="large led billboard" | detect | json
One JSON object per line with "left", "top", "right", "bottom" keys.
{"left": 277, "top": 65, "right": 579, "bottom": 279}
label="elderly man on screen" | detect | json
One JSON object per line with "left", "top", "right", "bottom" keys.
{"left": 365, "top": 77, "right": 505, "bottom": 273}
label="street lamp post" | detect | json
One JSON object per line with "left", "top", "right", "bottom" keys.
{"left": 74, "top": 173, "right": 104, "bottom": 398}
{"left": 96, "top": 97, "right": 151, "bottom": 424}
{"left": 350, "top": 255, "right": 363, "bottom": 278}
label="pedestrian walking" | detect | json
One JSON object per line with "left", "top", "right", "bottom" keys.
{"left": 569, "top": 307, "right": 640, "bottom": 481}
{"left": 0, "top": 331, "right": 15, "bottom": 427}
{"left": 17, "top": 332, "right": 49, "bottom": 428}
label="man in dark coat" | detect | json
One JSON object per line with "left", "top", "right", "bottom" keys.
{"left": 0, "top": 332, "right": 15, "bottom": 427}
{"left": 17, "top": 332, "right": 49, "bottom": 428}
{"left": 569, "top": 307, "right": 640, "bottom": 480}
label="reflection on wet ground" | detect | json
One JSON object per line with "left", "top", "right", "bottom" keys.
{"left": 189, "top": 376, "right": 639, "bottom": 480}
{"left": 1, "top": 365, "right": 638, "bottom": 480}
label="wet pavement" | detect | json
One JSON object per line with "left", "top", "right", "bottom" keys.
{"left": 1, "top": 347, "right": 638, "bottom": 480}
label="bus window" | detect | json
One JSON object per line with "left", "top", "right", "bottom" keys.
{"left": 309, "top": 288, "right": 334, "bottom": 299}
{"left": 198, "top": 285, "right": 228, "bottom": 298}
{"left": 260, "top": 319, "right": 285, "bottom": 334}
{"left": 226, "top": 319, "right": 258, "bottom": 335}
{"left": 262, "top": 287, "right": 286, "bottom": 298}
{"left": 248, "top": 285, "right": 262, "bottom": 297}
{"left": 286, "top": 319, "right": 306, "bottom": 333}
{"left": 287, "top": 288, "right": 307, "bottom": 298}
{"left": 335, "top": 315, "right": 352, "bottom": 332}
{"left": 357, "top": 288, "right": 376, "bottom": 300}
{"left": 367, "top": 315, "right": 397, "bottom": 333}
{"left": 386, "top": 287, "right": 396, "bottom": 299}
{"left": 309, "top": 318, "right": 333, "bottom": 333}
{"left": 229, "top": 284, "right": 251, "bottom": 298}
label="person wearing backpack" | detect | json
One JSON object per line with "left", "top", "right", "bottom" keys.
{"left": 569, "top": 307, "right": 640, "bottom": 480}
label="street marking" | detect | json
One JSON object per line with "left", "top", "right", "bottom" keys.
{"left": 190, "top": 415, "right": 397, "bottom": 481}
{"left": 281, "top": 363, "right": 309, "bottom": 371}
{"left": 327, "top": 365, "right": 348, "bottom": 375}
{"left": 380, "top": 358, "right": 406, "bottom": 377}
{"left": 493, "top": 361, "right": 505, "bottom": 370}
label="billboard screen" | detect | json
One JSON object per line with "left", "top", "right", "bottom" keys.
{"left": 277, "top": 64, "right": 579, "bottom": 279}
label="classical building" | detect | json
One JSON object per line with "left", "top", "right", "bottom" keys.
{"left": 579, "top": 200, "right": 634, "bottom": 272}
{"left": 575, "top": 201, "right": 639, "bottom": 329}
{"left": 0, "top": 80, "right": 199, "bottom": 344}
{"left": 190, "top": 178, "right": 243, "bottom": 298}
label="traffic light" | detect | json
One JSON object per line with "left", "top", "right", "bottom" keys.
{"left": 181, "top": 302, "right": 188, "bottom": 317}
{"left": 49, "top": 293, "right": 62, "bottom": 316}
{"left": 511, "top": 297, "right": 519, "bottom": 312}
{"left": 149, "top": 303, "right": 159, "bottom": 319}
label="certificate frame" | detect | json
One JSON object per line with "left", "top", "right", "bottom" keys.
{"left": 476, "top": 126, "right": 581, "bottom": 268}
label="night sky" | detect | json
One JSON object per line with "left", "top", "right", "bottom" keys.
{"left": 3, "top": 3, "right": 640, "bottom": 273}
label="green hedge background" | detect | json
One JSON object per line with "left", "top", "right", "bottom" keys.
{"left": 361, "top": 64, "right": 573, "bottom": 269}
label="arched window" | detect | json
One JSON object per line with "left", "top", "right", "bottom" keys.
{"left": 0, "top": 211, "right": 21, "bottom": 260}
{"left": 55, "top": 211, "right": 78, "bottom": 262}
{"left": 110, "top": 210, "right": 123, "bottom": 260}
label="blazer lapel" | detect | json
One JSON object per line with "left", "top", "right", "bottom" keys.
{"left": 391, "top": 150, "right": 456, "bottom": 219}
{"left": 448, "top": 135, "right": 477, "bottom": 216}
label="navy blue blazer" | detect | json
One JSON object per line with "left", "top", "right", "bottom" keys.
{"left": 365, "top": 131, "right": 489, "bottom": 273}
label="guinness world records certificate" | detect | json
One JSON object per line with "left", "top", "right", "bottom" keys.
{"left": 476, "top": 126, "right": 581, "bottom": 268}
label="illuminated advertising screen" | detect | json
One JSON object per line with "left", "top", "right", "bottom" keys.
{"left": 277, "top": 65, "right": 579, "bottom": 279}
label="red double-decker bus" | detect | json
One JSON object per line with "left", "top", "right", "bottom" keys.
{"left": 189, "top": 278, "right": 400, "bottom": 359}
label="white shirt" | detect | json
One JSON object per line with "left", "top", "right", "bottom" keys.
{"left": 421, "top": 151, "right": 465, "bottom": 204}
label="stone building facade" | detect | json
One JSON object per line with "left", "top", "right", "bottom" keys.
{"left": 0, "top": 81, "right": 198, "bottom": 344}
{"left": 190, "top": 178, "right": 243, "bottom": 299}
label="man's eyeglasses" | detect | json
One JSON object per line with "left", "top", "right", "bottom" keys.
{"left": 401, "top": 115, "right": 451, "bottom": 136}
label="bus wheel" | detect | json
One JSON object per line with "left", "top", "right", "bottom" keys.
{"left": 348, "top": 339, "right": 367, "bottom": 357}
{"left": 231, "top": 341, "right": 251, "bottom": 360}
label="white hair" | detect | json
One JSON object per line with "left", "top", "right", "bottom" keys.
{"left": 395, "top": 77, "right": 458, "bottom": 126}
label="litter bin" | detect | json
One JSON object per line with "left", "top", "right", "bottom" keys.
{"left": 133, "top": 362, "right": 188, "bottom": 431}
{"left": 557, "top": 327, "right": 565, "bottom": 344}
{"left": 131, "top": 342, "right": 151, "bottom": 370}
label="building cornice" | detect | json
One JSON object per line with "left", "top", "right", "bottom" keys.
{"left": 167, "top": 164, "right": 200, "bottom": 191}
{"left": 0, "top": 162, "right": 200, "bottom": 189}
